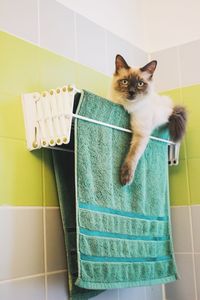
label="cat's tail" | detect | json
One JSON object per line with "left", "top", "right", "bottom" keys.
{"left": 168, "top": 105, "right": 187, "bottom": 142}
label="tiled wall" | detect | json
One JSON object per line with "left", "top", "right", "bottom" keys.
{"left": 151, "top": 40, "right": 200, "bottom": 300}
{"left": 0, "top": 0, "right": 161, "bottom": 299}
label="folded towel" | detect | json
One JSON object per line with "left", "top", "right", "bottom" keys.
{"left": 74, "top": 90, "right": 178, "bottom": 289}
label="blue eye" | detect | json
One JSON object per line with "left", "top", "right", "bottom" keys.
{"left": 121, "top": 79, "right": 128, "bottom": 85}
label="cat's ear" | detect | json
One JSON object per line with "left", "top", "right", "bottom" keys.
{"left": 140, "top": 60, "right": 157, "bottom": 75}
{"left": 115, "top": 54, "right": 130, "bottom": 72}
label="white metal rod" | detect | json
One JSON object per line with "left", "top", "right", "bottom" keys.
{"left": 71, "top": 113, "right": 175, "bottom": 145}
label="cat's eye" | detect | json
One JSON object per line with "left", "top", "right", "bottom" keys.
{"left": 121, "top": 79, "right": 129, "bottom": 85}
{"left": 138, "top": 81, "right": 144, "bottom": 87}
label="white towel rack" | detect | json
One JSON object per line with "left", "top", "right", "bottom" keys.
{"left": 21, "top": 84, "right": 179, "bottom": 165}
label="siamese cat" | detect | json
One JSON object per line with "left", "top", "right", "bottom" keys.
{"left": 110, "top": 54, "right": 187, "bottom": 185}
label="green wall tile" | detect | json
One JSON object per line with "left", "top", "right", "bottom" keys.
{"left": 0, "top": 32, "right": 112, "bottom": 206}
{"left": 38, "top": 49, "right": 76, "bottom": 91}
{"left": 0, "top": 93, "right": 25, "bottom": 140}
{"left": 42, "top": 149, "right": 59, "bottom": 207}
{"left": 182, "top": 85, "right": 200, "bottom": 130}
{"left": 0, "top": 31, "right": 40, "bottom": 95}
{"left": 188, "top": 159, "right": 200, "bottom": 205}
{"left": 169, "top": 160, "right": 190, "bottom": 206}
{"left": 185, "top": 129, "right": 200, "bottom": 159}
{"left": 160, "top": 88, "right": 183, "bottom": 105}
{"left": 75, "top": 63, "right": 111, "bottom": 98}
{"left": 0, "top": 138, "right": 43, "bottom": 206}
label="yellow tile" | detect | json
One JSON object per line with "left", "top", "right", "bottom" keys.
{"left": 160, "top": 88, "right": 183, "bottom": 105}
{"left": 188, "top": 159, "right": 200, "bottom": 205}
{"left": 185, "top": 129, "right": 200, "bottom": 159}
{"left": 42, "top": 149, "right": 59, "bottom": 206}
{"left": 182, "top": 85, "right": 200, "bottom": 130}
{"left": 38, "top": 48, "right": 76, "bottom": 91}
{"left": 0, "top": 31, "right": 40, "bottom": 95}
{"left": 0, "top": 93, "right": 25, "bottom": 140}
{"left": 0, "top": 138, "right": 43, "bottom": 206}
{"left": 169, "top": 159, "right": 190, "bottom": 206}
{"left": 75, "top": 63, "right": 111, "bottom": 98}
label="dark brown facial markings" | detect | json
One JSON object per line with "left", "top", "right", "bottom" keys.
{"left": 114, "top": 73, "right": 148, "bottom": 100}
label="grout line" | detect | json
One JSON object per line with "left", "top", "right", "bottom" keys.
{"left": 0, "top": 206, "right": 60, "bottom": 210}
{"left": 47, "top": 270, "right": 67, "bottom": 276}
{"left": 188, "top": 205, "right": 198, "bottom": 300}
{"left": 144, "top": 286, "right": 147, "bottom": 300}
{"left": 162, "top": 284, "right": 167, "bottom": 300}
{"left": 41, "top": 150, "right": 48, "bottom": 300}
{"left": 0, "top": 273, "right": 45, "bottom": 285}
{"left": 0, "top": 270, "right": 67, "bottom": 285}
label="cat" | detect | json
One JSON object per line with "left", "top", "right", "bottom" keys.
{"left": 110, "top": 54, "right": 187, "bottom": 186}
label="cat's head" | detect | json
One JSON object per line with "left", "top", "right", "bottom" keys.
{"left": 111, "top": 54, "right": 157, "bottom": 105}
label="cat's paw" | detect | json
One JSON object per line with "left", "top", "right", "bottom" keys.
{"left": 120, "top": 162, "right": 134, "bottom": 185}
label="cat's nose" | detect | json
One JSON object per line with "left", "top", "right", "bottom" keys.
{"left": 128, "top": 91, "right": 135, "bottom": 98}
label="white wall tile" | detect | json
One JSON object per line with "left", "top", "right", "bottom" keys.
{"left": 107, "top": 32, "right": 147, "bottom": 76}
{"left": 170, "top": 207, "right": 192, "bottom": 253}
{"left": 194, "top": 254, "right": 200, "bottom": 300}
{"left": 165, "top": 254, "right": 196, "bottom": 300}
{"left": 0, "top": 276, "right": 45, "bottom": 300}
{"left": 47, "top": 272, "right": 68, "bottom": 300}
{"left": 146, "top": 285, "right": 162, "bottom": 300}
{"left": 39, "top": 0, "right": 75, "bottom": 59}
{"left": 91, "top": 289, "right": 118, "bottom": 300}
{"left": 76, "top": 14, "right": 107, "bottom": 74}
{"left": 46, "top": 209, "right": 67, "bottom": 272}
{"left": 150, "top": 47, "right": 180, "bottom": 92}
{"left": 191, "top": 206, "right": 200, "bottom": 252}
{"left": 119, "top": 287, "right": 146, "bottom": 300}
{"left": 0, "top": 0, "right": 38, "bottom": 43}
{"left": 179, "top": 39, "right": 200, "bottom": 87}
{"left": 0, "top": 208, "right": 44, "bottom": 280}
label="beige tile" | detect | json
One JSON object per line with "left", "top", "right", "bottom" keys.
{"left": 151, "top": 47, "right": 180, "bottom": 92}
{"left": 171, "top": 207, "right": 192, "bottom": 253}
{"left": 91, "top": 289, "right": 118, "bottom": 300}
{"left": 119, "top": 287, "right": 146, "bottom": 300}
{"left": 194, "top": 254, "right": 200, "bottom": 300}
{"left": 0, "top": 276, "right": 45, "bottom": 300}
{"left": 0, "top": 208, "right": 44, "bottom": 280}
{"left": 40, "top": 0, "right": 75, "bottom": 60}
{"left": 46, "top": 209, "right": 67, "bottom": 272}
{"left": 76, "top": 14, "right": 107, "bottom": 74}
{"left": 165, "top": 254, "right": 196, "bottom": 300}
{"left": 47, "top": 272, "right": 68, "bottom": 300}
{"left": 146, "top": 285, "right": 162, "bottom": 300}
{"left": 0, "top": 0, "right": 38, "bottom": 43}
{"left": 191, "top": 206, "right": 200, "bottom": 252}
{"left": 180, "top": 40, "right": 200, "bottom": 87}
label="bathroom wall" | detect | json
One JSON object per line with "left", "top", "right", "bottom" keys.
{"left": 151, "top": 41, "right": 200, "bottom": 300}
{"left": 0, "top": 1, "right": 156, "bottom": 300}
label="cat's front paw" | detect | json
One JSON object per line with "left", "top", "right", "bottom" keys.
{"left": 120, "top": 162, "right": 134, "bottom": 185}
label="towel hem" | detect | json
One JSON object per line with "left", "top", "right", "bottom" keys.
{"left": 75, "top": 274, "right": 178, "bottom": 290}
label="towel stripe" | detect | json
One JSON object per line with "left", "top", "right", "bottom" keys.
{"left": 79, "top": 202, "right": 168, "bottom": 221}
{"left": 80, "top": 228, "right": 169, "bottom": 241}
{"left": 80, "top": 253, "right": 172, "bottom": 263}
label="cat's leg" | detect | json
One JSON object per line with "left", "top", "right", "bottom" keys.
{"left": 120, "top": 134, "right": 149, "bottom": 185}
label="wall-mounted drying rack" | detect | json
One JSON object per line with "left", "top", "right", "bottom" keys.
{"left": 22, "top": 84, "right": 180, "bottom": 166}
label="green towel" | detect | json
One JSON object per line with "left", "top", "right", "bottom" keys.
{"left": 52, "top": 149, "right": 103, "bottom": 299}
{"left": 74, "top": 90, "right": 178, "bottom": 289}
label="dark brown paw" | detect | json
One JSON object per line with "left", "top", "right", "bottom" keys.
{"left": 120, "top": 163, "right": 134, "bottom": 185}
